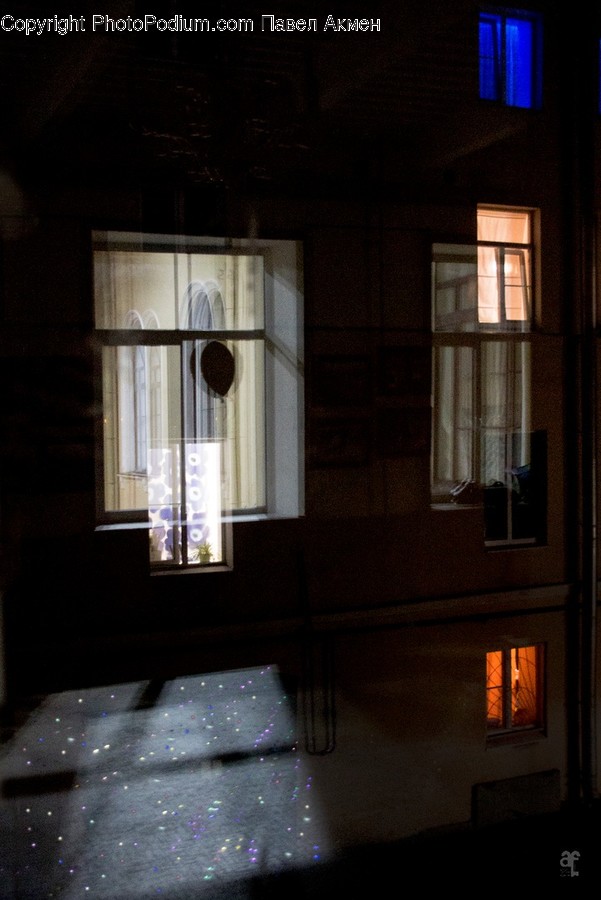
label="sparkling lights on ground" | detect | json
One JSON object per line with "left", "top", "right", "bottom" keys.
{"left": 0, "top": 667, "right": 327, "bottom": 898}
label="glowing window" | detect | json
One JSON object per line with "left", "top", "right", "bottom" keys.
{"left": 486, "top": 644, "right": 544, "bottom": 734}
{"left": 433, "top": 207, "right": 532, "bottom": 333}
{"left": 477, "top": 207, "right": 532, "bottom": 327}
{"left": 94, "top": 232, "right": 304, "bottom": 570}
{"left": 479, "top": 10, "right": 542, "bottom": 109}
{"left": 431, "top": 207, "right": 543, "bottom": 546}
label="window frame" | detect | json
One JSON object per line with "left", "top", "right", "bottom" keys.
{"left": 431, "top": 206, "right": 543, "bottom": 547}
{"left": 479, "top": 7, "right": 543, "bottom": 110}
{"left": 486, "top": 643, "right": 546, "bottom": 743}
{"left": 93, "top": 230, "right": 304, "bottom": 572}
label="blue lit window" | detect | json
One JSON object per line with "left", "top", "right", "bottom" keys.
{"left": 479, "top": 10, "right": 542, "bottom": 109}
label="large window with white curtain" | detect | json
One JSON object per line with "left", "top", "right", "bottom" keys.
{"left": 432, "top": 206, "right": 541, "bottom": 545}
{"left": 94, "top": 231, "right": 304, "bottom": 570}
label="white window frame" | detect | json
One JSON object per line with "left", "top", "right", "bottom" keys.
{"left": 431, "top": 206, "right": 540, "bottom": 547}
{"left": 93, "top": 231, "right": 304, "bottom": 571}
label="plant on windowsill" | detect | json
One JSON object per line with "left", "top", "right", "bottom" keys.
{"left": 194, "top": 542, "right": 213, "bottom": 565}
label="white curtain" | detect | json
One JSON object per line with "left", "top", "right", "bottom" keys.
{"left": 477, "top": 209, "right": 530, "bottom": 325}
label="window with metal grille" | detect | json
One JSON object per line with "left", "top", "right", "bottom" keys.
{"left": 486, "top": 644, "right": 544, "bottom": 735}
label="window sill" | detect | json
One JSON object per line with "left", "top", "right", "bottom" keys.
{"left": 431, "top": 502, "right": 481, "bottom": 511}
{"left": 486, "top": 727, "right": 546, "bottom": 748}
{"left": 150, "top": 563, "right": 233, "bottom": 577}
{"left": 485, "top": 538, "right": 538, "bottom": 550}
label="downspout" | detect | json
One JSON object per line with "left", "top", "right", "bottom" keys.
{"left": 575, "top": 14, "right": 598, "bottom": 808}
{"left": 563, "top": 10, "right": 598, "bottom": 809}
{"left": 579, "top": 173, "right": 598, "bottom": 809}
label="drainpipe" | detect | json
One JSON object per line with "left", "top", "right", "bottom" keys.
{"left": 579, "top": 178, "right": 597, "bottom": 809}
{"left": 563, "top": 10, "right": 598, "bottom": 809}
{"left": 0, "top": 590, "right": 5, "bottom": 711}
{"left": 574, "top": 14, "right": 598, "bottom": 808}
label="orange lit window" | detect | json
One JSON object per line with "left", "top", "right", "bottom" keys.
{"left": 477, "top": 207, "right": 532, "bottom": 327}
{"left": 486, "top": 644, "right": 543, "bottom": 733}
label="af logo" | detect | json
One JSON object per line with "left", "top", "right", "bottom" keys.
{"left": 560, "top": 849, "right": 580, "bottom": 877}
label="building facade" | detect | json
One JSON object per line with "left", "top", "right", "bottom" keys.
{"left": 0, "top": 0, "right": 599, "bottom": 849}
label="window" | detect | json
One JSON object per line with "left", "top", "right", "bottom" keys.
{"left": 94, "top": 232, "right": 304, "bottom": 569}
{"left": 432, "top": 206, "right": 545, "bottom": 545}
{"left": 486, "top": 644, "right": 544, "bottom": 735}
{"left": 479, "top": 9, "right": 542, "bottom": 109}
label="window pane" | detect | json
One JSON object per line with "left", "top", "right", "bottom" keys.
{"left": 481, "top": 341, "right": 509, "bottom": 484}
{"left": 434, "top": 239, "right": 531, "bottom": 332}
{"left": 481, "top": 341, "right": 531, "bottom": 483}
{"left": 102, "top": 345, "right": 181, "bottom": 513}
{"left": 505, "top": 17, "right": 533, "bottom": 109}
{"left": 487, "top": 650, "right": 504, "bottom": 728}
{"left": 511, "top": 645, "right": 540, "bottom": 727}
{"left": 221, "top": 339, "right": 265, "bottom": 511}
{"left": 479, "top": 16, "right": 501, "bottom": 101}
{"left": 95, "top": 247, "right": 264, "bottom": 332}
{"left": 432, "top": 345, "right": 474, "bottom": 491}
{"left": 503, "top": 249, "right": 531, "bottom": 321}
{"left": 481, "top": 342, "right": 533, "bottom": 543}
{"left": 103, "top": 339, "right": 266, "bottom": 509}
{"left": 477, "top": 246, "right": 501, "bottom": 324}
{"left": 432, "top": 244, "right": 478, "bottom": 332}
{"left": 177, "top": 253, "right": 264, "bottom": 331}
{"left": 94, "top": 251, "right": 178, "bottom": 330}
{"left": 477, "top": 208, "right": 530, "bottom": 244}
